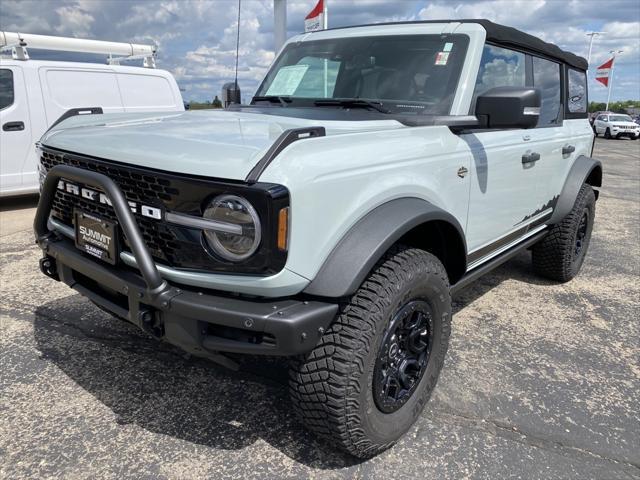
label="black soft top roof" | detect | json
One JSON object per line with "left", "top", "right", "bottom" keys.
{"left": 325, "top": 19, "right": 588, "bottom": 71}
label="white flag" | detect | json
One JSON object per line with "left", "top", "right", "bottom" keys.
{"left": 305, "top": 0, "right": 325, "bottom": 32}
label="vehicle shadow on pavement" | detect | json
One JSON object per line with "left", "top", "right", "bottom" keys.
{"left": 452, "top": 250, "right": 555, "bottom": 311}
{"left": 32, "top": 295, "right": 362, "bottom": 469}
{"left": 32, "top": 250, "right": 552, "bottom": 468}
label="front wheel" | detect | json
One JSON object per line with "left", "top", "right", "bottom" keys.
{"left": 289, "top": 246, "right": 451, "bottom": 458}
{"left": 532, "top": 184, "right": 596, "bottom": 282}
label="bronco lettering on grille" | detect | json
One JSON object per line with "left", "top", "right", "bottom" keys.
{"left": 57, "top": 180, "right": 163, "bottom": 220}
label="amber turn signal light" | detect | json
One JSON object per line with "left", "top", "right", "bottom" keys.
{"left": 277, "top": 207, "right": 289, "bottom": 251}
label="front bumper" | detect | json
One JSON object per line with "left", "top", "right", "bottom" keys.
{"left": 35, "top": 165, "right": 338, "bottom": 356}
{"left": 612, "top": 128, "right": 639, "bottom": 138}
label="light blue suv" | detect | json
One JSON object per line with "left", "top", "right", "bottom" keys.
{"left": 35, "top": 20, "right": 601, "bottom": 457}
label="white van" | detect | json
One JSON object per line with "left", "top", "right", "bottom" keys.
{"left": 0, "top": 32, "right": 184, "bottom": 197}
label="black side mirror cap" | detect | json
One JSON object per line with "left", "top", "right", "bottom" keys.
{"left": 476, "top": 86, "right": 541, "bottom": 129}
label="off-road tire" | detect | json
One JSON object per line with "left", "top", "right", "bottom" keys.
{"left": 532, "top": 184, "right": 596, "bottom": 282}
{"left": 289, "top": 246, "right": 451, "bottom": 458}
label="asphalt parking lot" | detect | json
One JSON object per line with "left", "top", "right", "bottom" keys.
{"left": 1, "top": 138, "right": 639, "bottom": 479}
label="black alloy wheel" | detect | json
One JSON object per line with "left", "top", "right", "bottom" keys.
{"left": 373, "top": 300, "right": 433, "bottom": 413}
{"left": 574, "top": 211, "right": 589, "bottom": 259}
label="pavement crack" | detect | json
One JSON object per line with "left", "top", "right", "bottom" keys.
{"left": 428, "top": 407, "right": 640, "bottom": 472}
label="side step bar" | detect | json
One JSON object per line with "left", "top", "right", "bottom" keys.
{"left": 450, "top": 229, "right": 548, "bottom": 296}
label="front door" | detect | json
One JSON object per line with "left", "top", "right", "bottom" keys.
{"left": 463, "top": 129, "right": 546, "bottom": 266}
{"left": 0, "top": 66, "right": 32, "bottom": 195}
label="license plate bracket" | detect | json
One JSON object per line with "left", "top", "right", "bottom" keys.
{"left": 74, "top": 210, "right": 119, "bottom": 265}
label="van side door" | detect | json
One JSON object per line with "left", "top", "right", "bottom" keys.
{"left": 0, "top": 66, "right": 33, "bottom": 195}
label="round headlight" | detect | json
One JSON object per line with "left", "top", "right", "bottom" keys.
{"left": 203, "top": 195, "right": 261, "bottom": 261}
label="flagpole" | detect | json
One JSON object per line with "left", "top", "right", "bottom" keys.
{"left": 323, "top": 0, "right": 328, "bottom": 97}
{"left": 323, "top": 1, "right": 328, "bottom": 29}
{"left": 606, "top": 50, "right": 622, "bottom": 111}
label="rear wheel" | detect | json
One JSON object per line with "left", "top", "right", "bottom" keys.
{"left": 532, "top": 184, "right": 596, "bottom": 282}
{"left": 289, "top": 246, "right": 451, "bottom": 458}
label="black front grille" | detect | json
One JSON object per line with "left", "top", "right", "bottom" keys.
{"left": 40, "top": 147, "right": 290, "bottom": 275}
{"left": 42, "top": 150, "right": 179, "bottom": 263}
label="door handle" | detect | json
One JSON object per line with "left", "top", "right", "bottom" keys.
{"left": 522, "top": 151, "right": 541, "bottom": 164}
{"left": 2, "top": 121, "right": 25, "bottom": 132}
{"left": 562, "top": 144, "right": 576, "bottom": 155}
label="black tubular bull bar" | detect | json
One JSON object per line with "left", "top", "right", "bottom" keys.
{"left": 35, "top": 165, "right": 167, "bottom": 292}
{"left": 34, "top": 165, "right": 338, "bottom": 356}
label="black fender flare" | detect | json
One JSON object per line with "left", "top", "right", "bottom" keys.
{"left": 303, "top": 198, "right": 467, "bottom": 298}
{"left": 549, "top": 155, "right": 602, "bottom": 224}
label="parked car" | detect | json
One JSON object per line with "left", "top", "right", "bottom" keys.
{"left": 34, "top": 20, "right": 600, "bottom": 458}
{"left": 0, "top": 32, "right": 184, "bottom": 197}
{"left": 593, "top": 113, "right": 640, "bottom": 139}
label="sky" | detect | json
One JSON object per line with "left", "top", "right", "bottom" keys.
{"left": 1, "top": 0, "right": 639, "bottom": 103}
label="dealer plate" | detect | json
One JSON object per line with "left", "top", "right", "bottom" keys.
{"left": 74, "top": 210, "right": 119, "bottom": 265}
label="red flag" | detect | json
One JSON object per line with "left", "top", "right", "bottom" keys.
{"left": 595, "top": 58, "right": 614, "bottom": 87}
{"left": 305, "top": 0, "right": 325, "bottom": 32}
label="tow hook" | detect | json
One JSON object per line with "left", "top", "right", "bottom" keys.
{"left": 39, "top": 256, "right": 59, "bottom": 281}
{"left": 139, "top": 308, "right": 165, "bottom": 339}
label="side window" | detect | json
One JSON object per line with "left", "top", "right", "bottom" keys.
{"left": 532, "top": 57, "right": 561, "bottom": 126}
{"left": 472, "top": 45, "right": 526, "bottom": 111}
{"left": 474, "top": 46, "right": 526, "bottom": 91}
{"left": 567, "top": 69, "right": 587, "bottom": 113}
{"left": 0, "top": 69, "right": 14, "bottom": 110}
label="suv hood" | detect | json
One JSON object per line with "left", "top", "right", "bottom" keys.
{"left": 41, "top": 110, "right": 404, "bottom": 180}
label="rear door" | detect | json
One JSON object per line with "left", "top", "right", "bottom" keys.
{"left": 116, "top": 72, "right": 183, "bottom": 112}
{"left": 594, "top": 114, "right": 607, "bottom": 134}
{"left": 525, "top": 56, "right": 569, "bottom": 214}
{"left": 0, "top": 66, "right": 33, "bottom": 195}
{"left": 463, "top": 45, "right": 548, "bottom": 265}
{"left": 39, "top": 66, "right": 125, "bottom": 126}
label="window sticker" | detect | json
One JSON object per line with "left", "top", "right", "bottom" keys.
{"left": 266, "top": 65, "right": 309, "bottom": 96}
{"left": 443, "top": 42, "right": 453, "bottom": 52}
{"left": 435, "top": 52, "right": 450, "bottom": 66}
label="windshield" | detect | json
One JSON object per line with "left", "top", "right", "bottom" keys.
{"left": 254, "top": 34, "right": 469, "bottom": 116}
{"left": 610, "top": 115, "right": 633, "bottom": 122}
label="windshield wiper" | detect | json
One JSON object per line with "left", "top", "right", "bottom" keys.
{"left": 251, "top": 95, "right": 292, "bottom": 107}
{"left": 314, "top": 98, "right": 390, "bottom": 114}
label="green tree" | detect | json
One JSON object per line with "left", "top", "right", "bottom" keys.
{"left": 212, "top": 95, "right": 223, "bottom": 108}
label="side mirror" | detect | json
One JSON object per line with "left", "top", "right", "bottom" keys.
{"left": 476, "top": 87, "right": 541, "bottom": 129}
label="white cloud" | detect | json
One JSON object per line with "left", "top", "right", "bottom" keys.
{"left": 54, "top": 5, "right": 95, "bottom": 37}
{"left": 1, "top": 0, "right": 638, "bottom": 102}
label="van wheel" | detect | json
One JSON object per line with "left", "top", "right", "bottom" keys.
{"left": 532, "top": 184, "right": 596, "bottom": 282}
{"left": 605, "top": 128, "right": 612, "bottom": 139}
{"left": 289, "top": 246, "right": 451, "bottom": 458}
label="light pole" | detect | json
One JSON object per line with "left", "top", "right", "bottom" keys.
{"left": 274, "top": 0, "right": 287, "bottom": 53}
{"left": 606, "top": 50, "right": 623, "bottom": 111}
{"left": 586, "top": 31, "right": 605, "bottom": 68}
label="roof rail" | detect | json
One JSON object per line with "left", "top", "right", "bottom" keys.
{"left": 0, "top": 31, "right": 157, "bottom": 68}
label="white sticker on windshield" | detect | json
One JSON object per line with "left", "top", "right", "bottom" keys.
{"left": 265, "top": 65, "right": 309, "bottom": 96}
{"left": 443, "top": 42, "right": 453, "bottom": 52}
{"left": 435, "top": 52, "right": 450, "bottom": 66}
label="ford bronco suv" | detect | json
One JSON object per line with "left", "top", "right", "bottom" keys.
{"left": 34, "top": 20, "right": 601, "bottom": 458}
